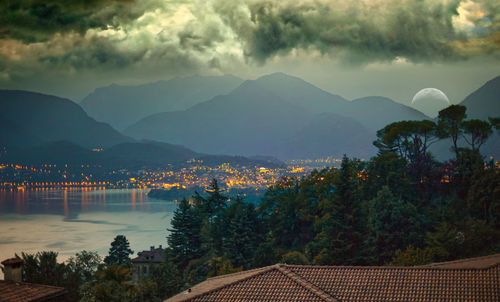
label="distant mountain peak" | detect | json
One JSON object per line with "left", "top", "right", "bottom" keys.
{"left": 460, "top": 74, "right": 500, "bottom": 120}
{"left": 80, "top": 75, "right": 244, "bottom": 130}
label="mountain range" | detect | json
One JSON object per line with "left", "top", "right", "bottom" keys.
{"left": 1, "top": 73, "right": 499, "bottom": 163}
{"left": 124, "top": 73, "right": 429, "bottom": 159}
{"left": 80, "top": 75, "right": 243, "bottom": 130}
{"left": 0, "top": 90, "right": 131, "bottom": 149}
{"left": 0, "top": 90, "right": 283, "bottom": 168}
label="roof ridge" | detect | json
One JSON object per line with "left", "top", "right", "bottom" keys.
{"left": 173, "top": 265, "right": 278, "bottom": 302}
{"left": 277, "top": 264, "right": 338, "bottom": 302}
{"left": 0, "top": 280, "right": 66, "bottom": 290}
{"left": 284, "top": 263, "right": 500, "bottom": 271}
{"left": 205, "top": 265, "right": 272, "bottom": 281}
{"left": 420, "top": 253, "right": 500, "bottom": 268}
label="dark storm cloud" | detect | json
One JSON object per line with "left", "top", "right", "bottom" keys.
{"left": 0, "top": 0, "right": 144, "bottom": 43}
{"left": 215, "top": 0, "right": 499, "bottom": 64}
{"left": 0, "top": 0, "right": 499, "bottom": 99}
{"left": 177, "top": 21, "right": 226, "bottom": 52}
{"left": 39, "top": 36, "right": 144, "bottom": 69}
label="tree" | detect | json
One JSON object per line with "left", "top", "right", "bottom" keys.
{"left": 375, "top": 121, "right": 437, "bottom": 160}
{"left": 280, "top": 251, "right": 309, "bottom": 265}
{"left": 467, "top": 168, "right": 500, "bottom": 225}
{"left": 310, "top": 156, "right": 367, "bottom": 265}
{"left": 67, "top": 250, "right": 102, "bottom": 284}
{"left": 366, "top": 186, "right": 423, "bottom": 264}
{"left": 201, "top": 179, "right": 227, "bottom": 218}
{"left": 195, "top": 179, "right": 228, "bottom": 254}
{"left": 223, "top": 198, "right": 262, "bottom": 268}
{"left": 81, "top": 265, "right": 137, "bottom": 302}
{"left": 437, "top": 105, "right": 466, "bottom": 158}
{"left": 489, "top": 117, "right": 500, "bottom": 131}
{"left": 104, "top": 235, "right": 134, "bottom": 267}
{"left": 207, "top": 257, "right": 242, "bottom": 277}
{"left": 462, "top": 119, "right": 493, "bottom": 151}
{"left": 391, "top": 245, "right": 435, "bottom": 266}
{"left": 362, "top": 151, "right": 414, "bottom": 201}
{"left": 374, "top": 120, "right": 440, "bottom": 192}
{"left": 20, "top": 251, "right": 81, "bottom": 301}
{"left": 167, "top": 198, "right": 202, "bottom": 268}
{"left": 258, "top": 176, "right": 304, "bottom": 250}
{"left": 147, "top": 262, "right": 183, "bottom": 300}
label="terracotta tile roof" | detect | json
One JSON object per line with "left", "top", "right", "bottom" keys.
{"left": 288, "top": 264, "right": 499, "bottom": 302}
{"left": 419, "top": 253, "right": 500, "bottom": 269}
{"left": 167, "top": 265, "right": 337, "bottom": 302}
{"left": 0, "top": 280, "right": 67, "bottom": 302}
{"left": 166, "top": 254, "right": 500, "bottom": 302}
{"left": 1, "top": 258, "right": 23, "bottom": 266}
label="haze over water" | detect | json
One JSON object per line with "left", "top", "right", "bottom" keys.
{"left": 0, "top": 188, "right": 177, "bottom": 277}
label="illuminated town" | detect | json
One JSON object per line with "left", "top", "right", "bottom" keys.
{"left": 0, "top": 157, "right": 346, "bottom": 193}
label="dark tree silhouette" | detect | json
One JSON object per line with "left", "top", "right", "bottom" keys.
{"left": 104, "top": 235, "right": 134, "bottom": 267}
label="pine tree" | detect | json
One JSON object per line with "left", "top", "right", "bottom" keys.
{"left": 167, "top": 198, "right": 202, "bottom": 267}
{"left": 104, "top": 235, "right": 134, "bottom": 267}
{"left": 312, "top": 155, "right": 367, "bottom": 265}
{"left": 366, "top": 186, "right": 422, "bottom": 264}
{"left": 203, "top": 179, "right": 227, "bottom": 218}
{"left": 223, "top": 199, "right": 261, "bottom": 268}
{"left": 196, "top": 179, "right": 228, "bottom": 255}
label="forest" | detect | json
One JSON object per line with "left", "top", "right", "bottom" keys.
{"left": 11, "top": 105, "right": 500, "bottom": 301}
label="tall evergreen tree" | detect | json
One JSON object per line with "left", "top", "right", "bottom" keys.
{"left": 311, "top": 156, "right": 367, "bottom": 265}
{"left": 203, "top": 179, "right": 227, "bottom": 218}
{"left": 223, "top": 198, "right": 261, "bottom": 268}
{"left": 104, "top": 235, "right": 134, "bottom": 267}
{"left": 366, "top": 186, "right": 422, "bottom": 264}
{"left": 167, "top": 198, "right": 202, "bottom": 268}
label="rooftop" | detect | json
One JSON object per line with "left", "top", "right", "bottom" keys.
{"left": 1, "top": 258, "right": 23, "bottom": 266}
{"left": 132, "top": 245, "right": 165, "bottom": 264}
{"left": 166, "top": 253, "right": 500, "bottom": 302}
{"left": 0, "top": 280, "right": 67, "bottom": 302}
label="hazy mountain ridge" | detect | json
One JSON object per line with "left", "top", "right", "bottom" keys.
{"left": 125, "top": 73, "right": 431, "bottom": 159}
{"left": 0, "top": 89, "right": 283, "bottom": 167}
{"left": 460, "top": 75, "right": 500, "bottom": 120}
{"left": 0, "top": 90, "right": 132, "bottom": 149}
{"left": 80, "top": 75, "right": 244, "bottom": 130}
{"left": 457, "top": 75, "right": 500, "bottom": 159}
{"left": 346, "top": 96, "right": 430, "bottom": 130}
{"left": 2, "top": 73, "right": 499, "bottom": 162}
{"left": 125, "top": 84, "right": 314, "bottom": 156}
{"left": 279, "top": 113, "right": 376, "bottom": 159}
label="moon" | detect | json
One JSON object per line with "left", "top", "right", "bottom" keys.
{"left": 411, "top": 88, "right": 450, "bottom": 117}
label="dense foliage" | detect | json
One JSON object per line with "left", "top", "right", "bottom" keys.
{"left": 8, "top": 105, "right": 499, "bottom": 301}
{"left": 164, "top": 105, "right": 500, "bottom": 292}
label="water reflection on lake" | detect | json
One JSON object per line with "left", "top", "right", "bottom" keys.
{"left": 0, "top": 188, "right": 177, "bottom": 276}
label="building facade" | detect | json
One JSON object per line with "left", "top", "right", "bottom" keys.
{"left": 131, "top": 245, "right": 165, "bottom": 282}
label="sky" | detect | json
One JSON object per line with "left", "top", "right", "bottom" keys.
{"left": 0, "top": 0, "right": 499, "bottom": 105}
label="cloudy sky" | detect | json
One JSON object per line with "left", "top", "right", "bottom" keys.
{"left": 0, "top": 0, "right": 499, "bottom": 104}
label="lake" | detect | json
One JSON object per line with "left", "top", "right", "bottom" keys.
{"left": 0, "top": 188, "right": 177, "bottom": 277}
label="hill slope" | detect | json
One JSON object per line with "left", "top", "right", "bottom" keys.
{"left": 460, "top": 75, "right": 500, "bottom": 120}
{"left": 346, "top": 96, "right": 429, "bottom": 131}
{"left": 0, "top": 90, "right": 132, "bottom": 149}
{"left": 459, "top": 75, "right": 500, "bottom": 159}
